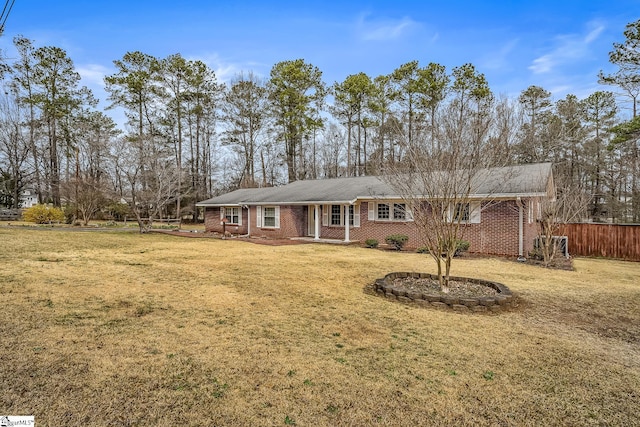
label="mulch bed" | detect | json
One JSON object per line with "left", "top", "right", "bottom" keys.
{"left": 392, "top": 277, "right": 499, "bottom": 298}
{"left": 523, "top": 256, "right": 574, "bottom": 271}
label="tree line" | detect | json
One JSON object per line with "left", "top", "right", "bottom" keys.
{"left": 1, "top": 19, "right": 639, "bottom": 225}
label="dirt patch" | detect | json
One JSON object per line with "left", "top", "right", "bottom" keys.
{"left": 524, "top": 255, "right": 574, "bottom": 271}
{"left": 235, "top": 237, "right": 313, "bottom": 246}
{"left": 151, "top": 230, "right": 312, "bottom": 245}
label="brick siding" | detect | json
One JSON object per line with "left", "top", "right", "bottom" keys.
{"left": 204, "top": 199, "right": 540, "bottom": 256}
{"left": 203, "top": 207, "right": 248, "bottom": 235}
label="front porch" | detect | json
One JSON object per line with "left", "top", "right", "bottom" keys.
{"left": 290, "top": 236, "right": 359, "bottom": 245}
{"left": 305, "top": 203, "right": 357, "bottom": 243}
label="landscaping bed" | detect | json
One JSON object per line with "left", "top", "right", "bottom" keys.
{"left": 373, "top": 272, "right": 515, "bottom": 313}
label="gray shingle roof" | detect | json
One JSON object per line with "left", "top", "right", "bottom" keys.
{"left": 197, "top": 163, "right": 553, "bottom": 206}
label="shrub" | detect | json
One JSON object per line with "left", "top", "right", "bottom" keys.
{"left": 364, "top": 238, "right": 379, "bottom": 248}
{"left": 63, "top": 205, "right": 77, "bottom": 224}
{"left": 416, "top": 246, "right": 430, "bottom": 254}
{"left": 22, "top": 204, "right": 65, "bottom": 224}
{"left": 385, "top": 234, "right": 409, "bottom": 251}
{"left": 106, "top": 201, "right": 131, "bottom": 221}
{"left": 455, "top": 239, "right": 470, "bottom": 256}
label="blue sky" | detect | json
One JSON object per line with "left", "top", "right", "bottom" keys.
{"left": 1, "top": 1, "right": 639, "bottom": 119}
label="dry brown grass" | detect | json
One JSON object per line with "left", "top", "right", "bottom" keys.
{"left": 0, "top": 228, "right": 638, "bottom": 426}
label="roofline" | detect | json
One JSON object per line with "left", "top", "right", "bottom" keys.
{"left": 197, "top": 200, "right": 357, "bottom": 207}
{"left": 357, "top": 192, "right": 548, "bottom": 201}
{"left": 196, "top": 192, "right": 548, "bottom": 207}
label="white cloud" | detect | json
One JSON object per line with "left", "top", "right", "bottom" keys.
{"left": 528, "top": 21, "right": 606, "bottom": 74}
{"left": 482, "top": 38, "right": 519, "bottom": 70}
{"left": 76, "top": 63, "right": 111, "bottom": 86}
{"left": 195, "top": 53, "right": 256, "bottom": 83}
{"left": 529, "top": 54, "right": 554, "bottom": 74}
{"left": 75, "top": 63, "right": 126, "bottom": 127}
{"left": 356, "top": 14, "right": 418, "bottom": 41}
{"left": 584, "top": 22, "right": 605, "bottom": 44}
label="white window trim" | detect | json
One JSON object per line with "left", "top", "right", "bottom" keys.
{"left": 352, "top": 204, "right": 361, "bottom": 228}
{"left": 322, "top": 204, "right": 360, "bottom": 227}
{"left": 369, "top": 201, "right": 413, "bottom": 222}
{"left": 258, "top": 205, "right": 280, "bottom": 229}
{"left": 447, "top": 201, "right": 481, "bottom": 224}
{"left": 221, "top": 206, "right": 242, "bottom": 225}
{"left": 330, "top": 204, "right": 342, "bottom": 226}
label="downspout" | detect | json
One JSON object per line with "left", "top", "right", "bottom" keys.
{"left": 516, "top": 197, "right": 526, "bottom": 261}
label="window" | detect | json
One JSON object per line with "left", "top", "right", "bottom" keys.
{"left": 256, "top": 205, "right": 280, "bottom": 228}
{"left": 447, "top": 201, "right": 481, "bottom": 224}
{"left": 225, "top": 207, "right": 240, "bottom": 224}
{"left": 331, "top": 205, "right": 342, "bottom": 225}
{"left": 393, "top": 203, "right": 406, "bottom": 220}
{"left": 377, "top": 203, "right": 390, "bottom": 220}
{"left": 453, "top": 203, "right": 470, "bottom": 222}
{"left": 220, "top": 206, "right": 242, "bottom": 225}
{"left": 263, "top": 207, "right": 276, "bottom": 227}
{"left": 370, "top": 202, "right": 410, "bottom": 221}
{"left": 322, "top": 204, "right": 360, "bottom": 227}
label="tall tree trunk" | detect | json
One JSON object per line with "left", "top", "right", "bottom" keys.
{"left": 260, "top": 148, "right": 267, "bottom": 186}
{"left": 346, "top": 118, "right": 352, "bottom": 177}
{"left": 49, "top": 117, "right": 61, "bottom": 206}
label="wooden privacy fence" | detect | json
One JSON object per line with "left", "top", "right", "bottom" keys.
{"left": 561, "top": 223, "right": 640, "bottom": 261}
{"left": 0, "top": 209, "right": 21, "bottom": 221}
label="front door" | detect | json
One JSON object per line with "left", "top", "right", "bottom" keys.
{"left": 308, "top": 205, "right": 316, "bottom": 236}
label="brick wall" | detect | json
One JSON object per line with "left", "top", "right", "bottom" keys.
{"left": 330, "top": 201, "right": 529, "bottom": 256}
{"left": 249, "top": 205, "right": 306, "bottom": 239}
{"left": 343, "top": 204, "right": 419, "bottom": 245}
{"left": 204, "top": 200, "right": 536, "bottom": 257}
{"left": 523, "top": 197, "right": 541, "bottom": 256}
{"left": 468, "top": 201, "right": 519, "bottom": 255}
{"left": 203, "top": 207, "right": 248, "bottom": 235}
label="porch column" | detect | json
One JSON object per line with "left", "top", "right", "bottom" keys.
{"left": 344, "top": 204, "right": 350, "bottom": 243}
{"left": 314, "top": 204, "right": 320, "bottom": 240}
{"left": 246, "top": 206, "right": 251, "bottom": 236}
{"left": 517, "top": 197, "right": 525, "bottom": 261}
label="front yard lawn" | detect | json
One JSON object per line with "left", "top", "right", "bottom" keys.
{"left": 0, "top": 228, "right": 638, "bottom": 426}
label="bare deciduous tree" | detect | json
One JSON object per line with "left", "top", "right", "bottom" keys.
{"left": 111, "top": 136, "right": 178, "bottom": 233}
{"left": 535, "top": 176, "right": 589, "bottom": 266}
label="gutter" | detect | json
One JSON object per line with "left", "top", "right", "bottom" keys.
{"left": 196, "top": 193, "right": 548, "bottom": 208}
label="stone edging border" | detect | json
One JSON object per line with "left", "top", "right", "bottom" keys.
{"left": 372, "top": 272, "right": 515, "bottom": 313}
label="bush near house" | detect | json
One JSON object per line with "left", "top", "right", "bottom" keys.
{"left": 455, "top": 239, "right": 471, "bottom": 256}
{"left": 22, "top": 204, "right": 65, "bottom": 224}
{"left": 415, "top": 240, "right": 469, "bottom": 256}
{"left": 385, "top": 234, "right": 409, "bottom": 251}
{"left": 364, "top": 238, "right": 379, "bottom": 248}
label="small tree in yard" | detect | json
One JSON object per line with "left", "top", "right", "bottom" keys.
{"left": 536, "top": 177, "right": 589, "bottom": 267}
{"left": 110, "top": 136, "right": 178, "bottom": 233}
{"left": 385, "top": 67, "right": 509, "bottom": 292}
{"left": 386, "top": 150, "right": 509, "bottom": 292}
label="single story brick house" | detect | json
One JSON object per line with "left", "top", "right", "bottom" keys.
{"left": 197, "top": 163, "right": 554, "bottom": 257}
